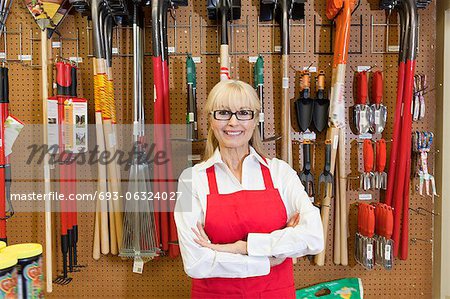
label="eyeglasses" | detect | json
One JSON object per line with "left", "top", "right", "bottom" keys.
{"left": 212, "top": 110, "right": 255, "bottom": 121}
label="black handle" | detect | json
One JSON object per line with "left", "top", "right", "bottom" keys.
{"left": 303, "top": 143, "right": 311, "bottom": 172}
{"left": 70, "top": 66, "right": 77, "bottom": 97}
{"left": 4, "top": 67, "right": 8, "bottom": 103}
{"left": 0, "top": 68, "right": 5, "bottom": 103}
{"left": 325, "top": 143, "right": 331, "bottom": 173}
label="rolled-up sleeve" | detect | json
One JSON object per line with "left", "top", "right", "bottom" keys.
{"left": 246, "top": 161, "right": 324, "bottom": 258}
{"left": 174, "top": 169, "right": 270, "bottom": 279}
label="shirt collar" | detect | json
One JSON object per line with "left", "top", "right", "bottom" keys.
{"left": 197, "top": 146, "right": 269, "bottom": 170}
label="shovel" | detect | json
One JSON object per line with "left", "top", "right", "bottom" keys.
{"left": 353, "top": 71, "right": 371, "bottom": 135}
{"left": 299, "top": 142, "right": 314, "bottom": 199}
{"left": 370, "top": 71, "right": 387, "bottom": 134}
{"left": 312, "top": 70, "right": 329, "bottom": 132}
{"left": 375, "top": 139, "right": 387, "bottom": 189}
{"left": 295, "top": 71, "right": 313, "bottom": 132}
{"left": 360, "top": 140, "right": 374, "bottom": 191}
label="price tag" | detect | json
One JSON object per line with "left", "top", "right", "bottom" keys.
{"left": 388, "top": 45, "right": 400, "bottom": 52}
{"left": 248, "top": 56, "right": 258, "bottom": 63}
{"left": 188, "top": 154, "right": 201, "bottom": 161}
{"left": 133, "top": 257, "right": 144, "bottom": 274}
{"left": 0, "top": 53, "right": 5, "bottom": 59}
{"left": 357, "top": 66, "right": 371, "bottom": 72}
{"left": 282, "top": 77, "right": 289, "bottom": 89}
{"left": 168, "top": 47, "right": 175, "bottom": 53}
{"left": 333, "top": 135, "right": 339, "bottom": 149}
{"left": 69, "top": 57, "right": 83, "bottom": 63}
{"left": 19, "top": 55, "right": 32, "bottom": 61}
{"left": 52, "top": 42, "right": 61, "bottom": 48}
{"left": 274, "top": 45, "right": 282, "bottom": 52}
{"left": 358, "top": 193, "right": 372, "bottom": 201}
{"left": 358, "top": 133, "right": 373, "bottom": 140}
{"left": 385, "top": 244, "right": 392, "bottom": 260}
{"left": 112, "top": 48, "right": 119, "bottom": 54}
{"left": 303, "top": 66, "right": 317, "bottom": 73}
{"left": 192, "top": 57, "right": 201, "bottom": 64}
{"left": 375, "top": 110, "right": 381, "bottom": 124}
{"left": 366, "top": 243, "right": 373, "bottom": 259}
{"left": 188, "top": 112, "right": 195, "bottom": 122}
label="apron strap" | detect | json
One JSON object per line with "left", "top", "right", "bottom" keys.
{"left": 206, "top": 157, "right": 275, "bottom": 194}
{"left": 260, "top": 157, "right": 275, "bottom": 190}
{"left": 206, "top": 165, "right": 219, "bottom": 195}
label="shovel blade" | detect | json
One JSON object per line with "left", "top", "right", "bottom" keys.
{"left": 295, "top": 98, "right": 313, "bottom": 132}
{"left": 370, "top": 104, "right": 387, "bottom": 134}
{"left": 352, "top": 104, "right": 371, "bottom": 135}
{"left": 312, "top": 98, "right": 330, "bottom": 132}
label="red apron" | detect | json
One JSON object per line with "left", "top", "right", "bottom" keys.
{"left": 191, "top": 162, "right": 295, "bottom": 299}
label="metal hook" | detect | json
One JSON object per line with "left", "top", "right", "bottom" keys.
{"left": 410, "top": 237, "right": 433, "bottom": 244}
{"left": 410, "top": 207, "right": 439, "bottom": 216}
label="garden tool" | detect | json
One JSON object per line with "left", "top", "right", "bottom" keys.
{"left": 353, "top": 71, "right": 371, "bottom": 135}
{"left": 382, "top": 205, "right": 394, "bottom": 270}
{"left": 312, "top": 70, "right": 329, "bottom": 132}
{"left": 259, "top": 0, "right": 305, "bottom": 166}
{"left": 314, "top": 140, "right": 333, "bottom": 266}
{"left": 0, "top": 67, "right": 7, "bottom": 243}
{"left": 0, "top": 0, "right": 13, "bottom": 37}
{"left": 382, "top": 0, "right": 433, "bottom": 261}
{"left": 370, "top": 71, "right": 387, "bottom": 134}
{"left": 207, "top": 0, "right": 241, "bottom": 81}
{"left": 375, "top": 139, "right": 387, "bottom": 189}
{"left": 413, "top": 74, "right": 426, "bottom": 121}
{"left": 254, "top": 55, "right": 266, "bottom": 139}
{"left": 413, "top": 131, "right": 436, "bottom": 196}
{"left": 355, "top": 203, "right": 375, "bottom": 269}
{"left": 186, "top": 55, "right": 198, "bottom": 141}
{"left": 360, "top": 140, "right": 374, "bottom": 191}
{"left": 295, "top": 71, "right": 313, "bottom": 132}
{"left": 299, "top": 142, "right": 314, "bottom": 199}
{"left": 374, "top": 204, "right": 394, "bottom": 270}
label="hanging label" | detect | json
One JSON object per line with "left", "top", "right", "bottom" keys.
{"left": 69, "top": 57, "right": 83, "bottom": 63}
{"left": 282, "top": 77, "right": 289, "bottom": 89}
{"left": 367, "top": 244, "right": 373, "bottom": 259}
{"left": 357, "top": 66, "right": 371, "bottom": 72}
{"left": 358, "top": 193, "right": 372, "bottom": 201}
{"left": 47, "top": 98, "right": 59, "bottom": 151}
{"left": 52, "top": 41, "right": 61, "bottom": 48}
{"left": 274, "top": 46, "right": 282, "bottom": 52}
{"left": 112, "top": 48, "right": 119, "bottom": 54}
{"left": 71, "top": 99, "right": 88, "bottom": 153}
{"left": 188, "top": 112, "right": 195, "bottom": 122}
{"left": 168, "top": 47, "right": 175, "bottom": 53}
{"left": 0, "top": 53, "right": 5, "bottom": 59}
{"left": 385, "top": 244, "right": 392, "bottom": 260}
{"left": 303, "top": 66, "right": 317, "bottom": 73}
{"left": 259, "top": 112, "right": 264, "bottom": 123}
{"left": 358, "top": 133, "right": 373, "bottom": 140}
{"left": 302, "top": 132, "right": 316, "bottom": 141}
{"left": 248, "top": 56, "right": 258, "bottom": 63}
{"left": 19, "top": 55, "right": 32, "bottom": 61}
{"left": 388, "top": 45, "right": 400, "bottom": 52}
{"left": 133, "top": 257, "right": 144, "bottom": 274}
{"left": 192, "top": 57, "right": 201, "bottom": 64}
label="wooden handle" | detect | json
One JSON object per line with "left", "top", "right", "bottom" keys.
{"left": 93, "top": 199, "right": 101, "bottom": 260}
{"left": 314, "top": 183, "right": 332, "bottom": 266}
{"left": 220, "top": 45, "right": 230, "bottom": 81}
{"left": 281, "top": 54, "right": 292, "bottom": 166}
{"left": 338, "top": 130, "right": 348, "bottom": 265}
{"left": 108, "top": 194, "right": 118, "bottom": 255}
{"left": 333, "top": 160, "right": 341, "bottom": 265}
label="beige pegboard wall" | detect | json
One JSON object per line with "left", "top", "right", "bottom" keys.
{"left": 2, "top": 0, "right": 436, "bottom": 298}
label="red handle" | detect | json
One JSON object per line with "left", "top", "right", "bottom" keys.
{"left": 372, "top": 71, "right": 383, "bottom": 105}
{"left": 356, "top": 71, "right": 368, "bottom": 105}
{"left": 367, "top": 205, "right": 375, "bottom": 238}
{"left": 385, "top": 205, "right": 394, "bottom": 239}
{"left": 363, "top": 140, "right": 374, "bottom": 173}
{"left": 376, "top": 139, "right": 387, "bottom": 172}
{"left": 64, "top": 63, "right": 72, "bottom": 96}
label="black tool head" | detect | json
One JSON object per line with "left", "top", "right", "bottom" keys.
{"left": 207, "top": 0, "right": 241, "bottom": 21}
{"left": 260, "top": 0, "right": 306, "bottom": 22}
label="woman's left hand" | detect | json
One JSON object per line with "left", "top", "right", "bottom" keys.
{"left": 192, "top": 222, "right": 247, "bottom": 255}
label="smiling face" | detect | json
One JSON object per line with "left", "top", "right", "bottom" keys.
{"left": 206, "top": 80, "right": 260, "bottom": 152}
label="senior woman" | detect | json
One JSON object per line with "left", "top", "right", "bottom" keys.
{"left": 174, "top": 79, "right": 324, "bottom": 298}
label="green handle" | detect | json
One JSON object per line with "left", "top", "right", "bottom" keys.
{"left": 186, "top": 54, "right": 196, "bottom": 87}
{"left": 254, "top": 55, "right": 264, "bottom": 88}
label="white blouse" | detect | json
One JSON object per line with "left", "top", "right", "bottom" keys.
{"left": 174, "top": 147, "right": 324, "bottom": 279}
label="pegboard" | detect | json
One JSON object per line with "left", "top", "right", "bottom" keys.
{"left": 3, "top": 0, "right": 437, "bottom": 298}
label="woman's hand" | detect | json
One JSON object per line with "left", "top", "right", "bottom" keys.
{"left": 286, "top": 212, "right": 300, "bottom": 228}
{"left": 269, "top": 257, "right": 286, "bottom": 267}
{"left": 192, "top": 222, "right": 248, "bottom": 255}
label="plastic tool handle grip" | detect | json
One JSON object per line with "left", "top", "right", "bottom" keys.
{"left": 70, "top": 66, "right": 77, "bottom": 97}
{"left": 376, "top": 139, "right": 387, "bottom": 172}
{"left": 363, "top": 139, "right": 374, "bottom": 173}
{"left": 356, "top": 71, "right": 368, "bottom": 105}
{"left": 254, "top": 55, "right": 264, "bottom": 87}
{"left": 325, "top": 142, "right": 331, "bottom": 173}
{"left": 367, "top": 205, "right": 375, "bottom": 238}
{"left": 385, "top": 205, "right": 394, "bottom": 239}
{"left": 372, "top": 71, "right": 383, "bottom": 105}
{"left": 64, "top": 63, "right": 72, "bottom": 96}
{"left": 186, "top": 54, "right": 196, "bottom": 86}
{"left": 56, "top": 62, "right": 65, "bottom": 96}
{"left": 303, "top": 143, "right": 311, "bottom": 172}
{"left": 0, "top": 68, "right": 4, "bottom": 103}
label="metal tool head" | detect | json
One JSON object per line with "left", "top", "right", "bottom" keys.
{"left": 54, "top": 275, "right": 72, "bottom": 285}
{"left": 207, "top": 0, "right": 241, "bottom": 21}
